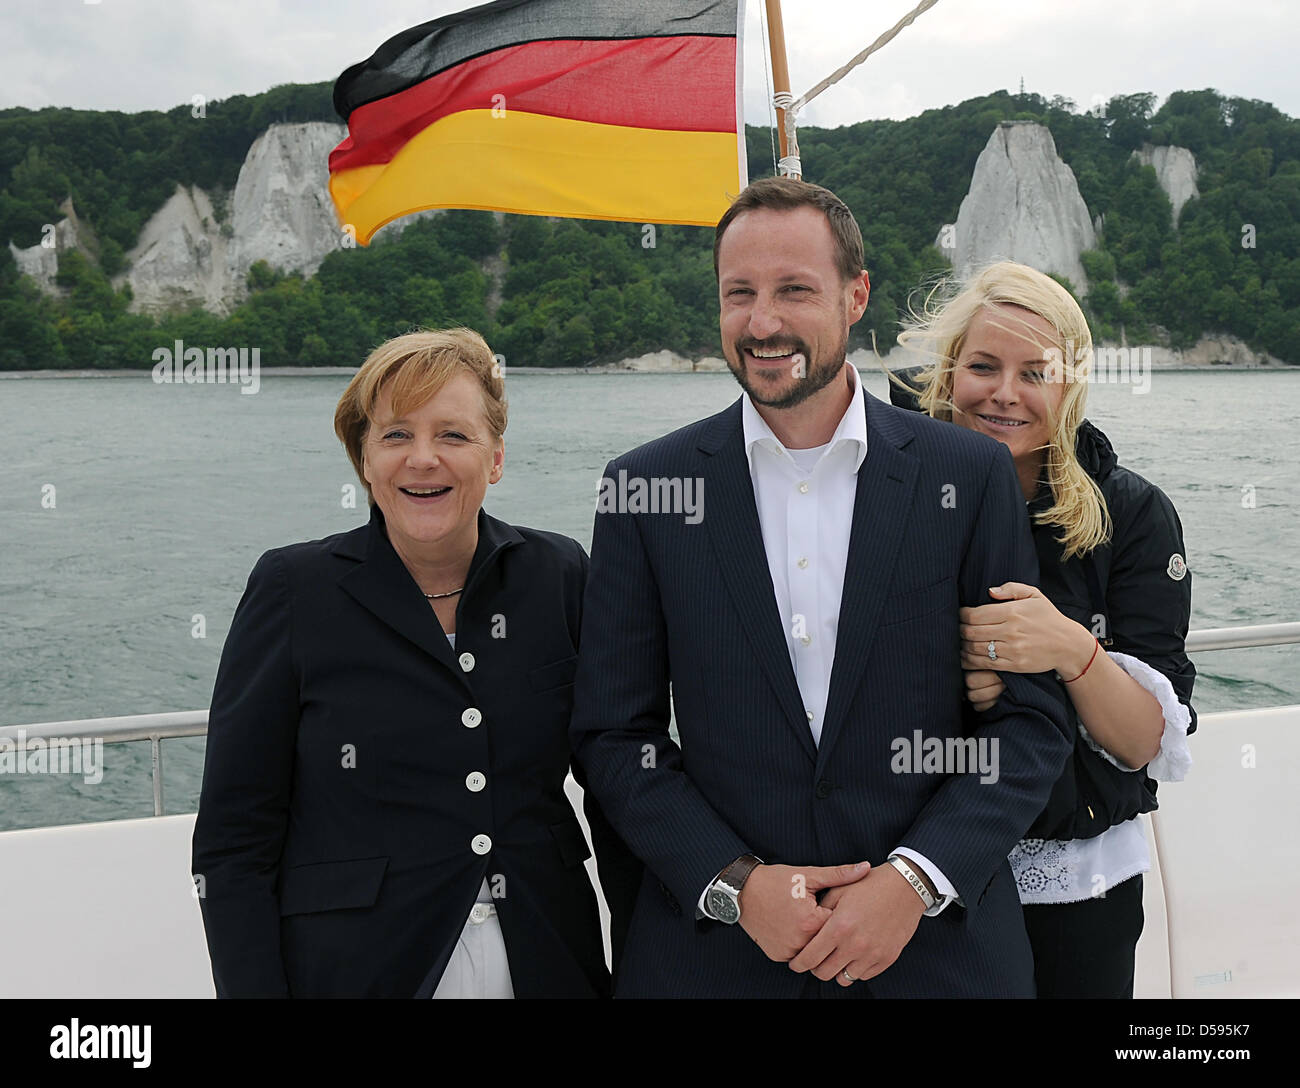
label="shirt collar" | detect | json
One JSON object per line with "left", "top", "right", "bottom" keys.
{"left": 742, "top": 362, "right": 868, "bottom": 474}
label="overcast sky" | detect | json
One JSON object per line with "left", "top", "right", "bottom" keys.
{"left": 4, "top": 0, "right": 1297, "bottom": 131}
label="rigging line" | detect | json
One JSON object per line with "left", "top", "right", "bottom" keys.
{"left": 792, "top": 0, "right": 940, "bottom": 113}
{"left": 759, "top": 0, "right": 777, "bottom": 177}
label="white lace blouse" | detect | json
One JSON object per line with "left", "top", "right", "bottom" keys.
{"left": 1010, "top": 651, "right": 1193, "bottom": 905}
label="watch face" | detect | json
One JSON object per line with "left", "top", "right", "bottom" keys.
{"left": 708, "top": 888, "right": 740, "bottom": 924}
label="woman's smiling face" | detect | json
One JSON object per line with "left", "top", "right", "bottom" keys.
{"left": 950, "top": 303, "right": 1067, "bottom": 473}
{"left": 362, "top": 370, "right": 503, "bottom": 558}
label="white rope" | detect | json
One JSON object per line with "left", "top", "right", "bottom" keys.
{"left": 771, "top": 94, "right": 800, "bottom": 175}
{"left": 792, "top": 0, "right": 940, "bottom": 112}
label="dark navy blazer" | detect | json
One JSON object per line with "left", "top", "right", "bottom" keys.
{"left": 571, "top": 390, "right": 1072, "bottom": 997}
{"left": 192, "top": 504, "right": 640, "bottom": 997}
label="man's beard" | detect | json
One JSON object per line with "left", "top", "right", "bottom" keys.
{"left": 727, "top": 327, "right": 849, "bottom": 410}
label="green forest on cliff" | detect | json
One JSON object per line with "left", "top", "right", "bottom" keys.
{"left": 0, "top": 83, "right": 1297, "bottom": 369}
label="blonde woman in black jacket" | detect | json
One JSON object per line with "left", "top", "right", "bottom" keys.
{"left": 890, "top": 261, "right": 1196, "bottom": 998}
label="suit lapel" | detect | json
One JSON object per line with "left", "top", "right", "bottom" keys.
{"left": 700, "top": 402, "right": 817, "bottom": 764}
{"left": 816, "top": 394, "right": 919, "bottom": 770}
{"left": 334, "top": 506, "right": 462, "bottom": 676}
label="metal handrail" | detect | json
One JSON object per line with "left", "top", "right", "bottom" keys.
{"left": 1185, "top": 622, "right": 1300, "bottom": 652}
{"left": 1, "top": 711, "right": 207, "bottom": 818}
{"left": 3, "top": 710, "right": 209, "bottom": 745}
{"left": 2, "top": 623, "right": 1297, "bottom": 817}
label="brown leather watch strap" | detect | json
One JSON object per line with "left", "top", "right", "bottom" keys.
{"left": 718, "top": 853, "right": 762, "bottom": 891}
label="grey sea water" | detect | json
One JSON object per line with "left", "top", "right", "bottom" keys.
{"left": 2, "top": 368, "right": 1298, "bottom": 831}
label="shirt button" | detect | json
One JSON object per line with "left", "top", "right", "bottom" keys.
{"left": 798, "top": 481, "right": 810, "bottom": 494}
{"left": 471, "top": 834, "right": 492, "bottom": 855}
{"left": 800, "top": 635, "right": 812, "bottom": 646}
{"left": 797, "top": 557, "right": 809, "bottom": 569}
{"left": 469, "top": 904, "right": 492, "bottom": 925}
{"left": 806, "top": 710, "right": 814, "bottom": 722}
{"left": 458, "top": 651, "right": 475, "bottom": 672}
{"left": 461, "top": 707, "right": 482, "bottom": 728}
{"left": 465, "top": 771, "right": 486, "bottom": 792}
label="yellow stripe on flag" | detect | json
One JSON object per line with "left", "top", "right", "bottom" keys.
{"left": 330, "top": 109, "right": 740, "bottom": 244}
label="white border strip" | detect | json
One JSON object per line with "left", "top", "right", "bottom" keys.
{"left": 735, "top": 0, "right": 748, "bottom": 191}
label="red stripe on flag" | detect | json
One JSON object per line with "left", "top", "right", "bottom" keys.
{"left": 330, "top": 35, "right": 736, "bottom": 175}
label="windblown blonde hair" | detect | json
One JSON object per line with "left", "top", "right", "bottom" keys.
{"left": 334, "top": 328, "right": 507, "bottom": 505}
{"left": 893, "top": 261, "right": 1110, "bottom": 559}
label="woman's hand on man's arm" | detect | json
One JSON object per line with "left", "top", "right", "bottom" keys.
{"left": 958, "top": 582, "right": 1164, "bottom": 769}
{"left": 959, "top": 582, "right": 1096, "bottom": 676}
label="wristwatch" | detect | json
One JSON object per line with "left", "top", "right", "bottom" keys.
{"left": 887, "top": 854, "right": 938, "bottom": 911}
{"left": 705, "top": 854, "right": 763, "bottom": 924}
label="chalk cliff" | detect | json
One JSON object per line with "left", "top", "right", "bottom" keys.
{"left": 227, "top": 122, "right": 351, "bottom": 292}
{"left": 1131, "top": 144, "right": 1199, "bottom": 224}
{"left": 121, "top": 122, "right": 348, "bottom": 315}
{"left": 937, "top": 121, "right": 1097, "bottom": 292}
{"left": 121, "top": 185, "right": 228, "bottom": 314}
{"left": 7, "top": 198, "right": 93, "bottom": 293}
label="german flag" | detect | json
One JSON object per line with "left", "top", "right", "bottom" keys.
{"left": 329, "top": 0, "right": 746, "bottom": 244}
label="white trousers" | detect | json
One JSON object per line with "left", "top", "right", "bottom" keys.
{"left": 431, "top": 878, "right": 514, "bottom": 999}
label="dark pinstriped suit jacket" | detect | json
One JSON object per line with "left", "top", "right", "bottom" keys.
{"left": 570, "top": 390, "right": 1072, "bottom": 997}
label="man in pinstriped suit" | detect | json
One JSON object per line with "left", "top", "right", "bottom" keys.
{"left": 570, "top": 177, "right": 1072, "bottom": 998}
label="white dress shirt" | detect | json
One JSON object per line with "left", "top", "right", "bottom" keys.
{"left": 701, "top": 364, "right": 956, "bottom": 917}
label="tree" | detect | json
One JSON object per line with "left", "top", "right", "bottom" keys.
{"left": 1103, "top": 162, "right": 1173, "bottom": 282}
{"left": 1105, "top": 93, "right": 1157, "bottom": 150}
{"left": 433, "top": 210, "right": 500, "bottom": 259}
{"left": 0, "top": 296, "right": 63, "bottom": 367}
{"left": 245, "top": 260, "right": 284, "bottom": 291}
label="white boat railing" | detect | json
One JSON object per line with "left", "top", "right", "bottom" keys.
{"left": 0, "top": 710, "right": 207, "bottom": 816}
{"left": 2, "top": 622, "right": 1297, "bottom": 817}
{"left": 2, "top": 621, "right": 1297, "bottom": 999}
{"left": 1186, "top": 621, "right": 1300, "bottom": 651}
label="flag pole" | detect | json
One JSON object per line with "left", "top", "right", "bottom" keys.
{"left": 764, "top": 0, "right": 800, "bottom": 179}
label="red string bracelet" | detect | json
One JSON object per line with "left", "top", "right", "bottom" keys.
{"left": 1062, "top": 638, "right": 1101, "bottom": 683}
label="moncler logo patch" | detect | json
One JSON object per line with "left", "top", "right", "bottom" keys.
{"left": 1167, "top": 553, "right": 1188, "bottom": 581}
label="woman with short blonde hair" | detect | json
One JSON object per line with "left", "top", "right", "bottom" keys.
{"left": 194, "top": 327, "right": 637, "bottom": 999}
{"left": 334, "top": 328, "right": 507, "bottom": 504}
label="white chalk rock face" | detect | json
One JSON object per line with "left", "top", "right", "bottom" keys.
{"left": 26, "top": 122, "right": 513, "bottom": 317}
{"left": 7, "top": 200, "right": 90, "bottom": 295}
{"left": 1131, "top": 144, "right": 1199, "bottom": 224}
{"left": 595, "top": 349, "right": 695, "bottom": 372}
{"left": 227, "top": 121, "right": 349, "bottom": 290}
{"left": 9, "top": 220, "right": 70, "bottom": 291}
{"left": 1144, "top": 332, "right": 1284, "bottom": 368}
{"left": 7, "top": 236, "right": 57, "bottom": 287}
{"left": 122, "top": 185, "right": 228, "bottom": 315}
{"left": 122, "top": 121, "right": 348, "bottom": 315}
{"left": 947, "top": 121, "right": 1097, "bottom": 293}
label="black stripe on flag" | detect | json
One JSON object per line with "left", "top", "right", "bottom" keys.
{"left": 334, "top": 0, "right": 738, "bottom": 119}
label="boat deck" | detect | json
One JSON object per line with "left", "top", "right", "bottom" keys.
{"left": 0, "top": 702, "right": 1295, "bottom": 997}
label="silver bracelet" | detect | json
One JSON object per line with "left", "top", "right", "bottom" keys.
{"left": 887, "top": 855, "right": 937, "bottom": 910}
